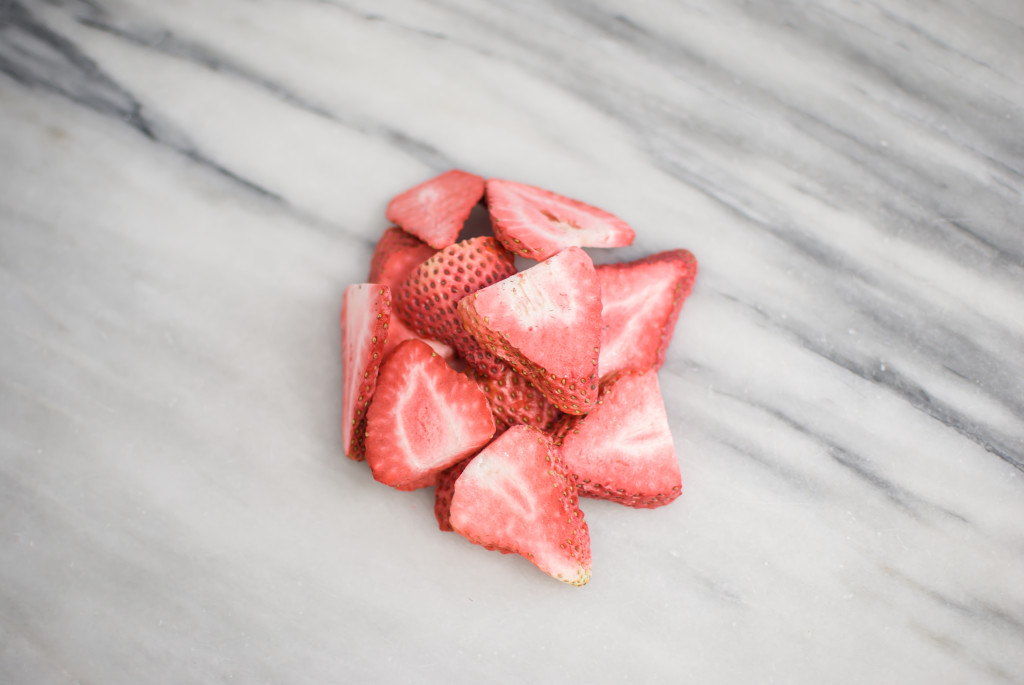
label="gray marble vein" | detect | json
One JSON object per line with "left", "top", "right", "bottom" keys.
{"left": 2, "top": 0, "right": 1023, "bottom": 683}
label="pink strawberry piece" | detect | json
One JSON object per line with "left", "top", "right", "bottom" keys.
{"left": 386, "top": 170, "right": 486, "bottom": 249}
{"left": 395, "top": 237, "right": 517, "bottom": 378}
{"left": 485, "top": 178, "right": 635, "bottom": 261}
{"left": 368, "top": 226, "right": 436, "bottom": 284}
{"left": 458, "top": 246, "right": 601, "bottom": 415}
{"left": 367, "top": 227, "right": 456, "bottom": 361}
{"left": 434, "top": 457, "right": 472, "bottom": 532}
{"left": 341, "top": 284, "right": 391, "bottom": 460}
{"left": 597, "top": 249, "right": 698, "bottom": 377}
{"left": 365, "top": 339, "right": 495, "bottom": 490}
{"left": 470, "top": 366, "right": 562, "bottom": 434}
{"left": 449, "top": 425, "right": 591, "bottom": 585}
{"left": 553, "top": 370, "right": 681, "bottom": 509}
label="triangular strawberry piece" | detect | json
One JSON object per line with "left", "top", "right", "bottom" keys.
{"left": 386, "top": 170, "right": 486, "bottom": 249}
{"left": 434, "top": 457, "right": 472, "bottom": 532}
{"left": 486, "top": 179, "right": 635, "bottom": 260}
{"left": 458, "top": 247, "right": 601, "bottom": 415}
{"left": 450, "top": 426, "right": 591, "bottom": 585}
{"left": 365, "top": 340, "right": 495, "bottom": 490}
{"left": 597, "top": 249, "right": 698, "bottom": 377}
{"left": 341, "top": 284, "right": 391, "bottom": 460}
{"left": 368, "top": 227, "right": 456, "bottom": 361}
{"left": 395, "top": 237, "right": 517, "bottom": 378}
{"left": 553, "top": 370, "right": 681, "bottom": 509}
{"left": 470, "top": 366, "right": 562, "bottom": 434}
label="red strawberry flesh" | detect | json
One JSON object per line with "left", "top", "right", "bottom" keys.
{"left": 365, "top": 340, "right": 495, "bottom": 490}
{"left": 554, "top": 370, "right": 681, "bottom": 508}
{"left": 597, "top": 249, "right": 698, "bottom": 377}
{"left": 386, "top": 170, "right": 486, "bottom": 249}
{"left": 450, "top": 425, "right": 591, "bottom": 585}
{"left": 458, "top": 246, "right": 601, "bottom": 414}
{"left": 341, "top": 284, "right": 391, "bottom": 460}
{"left": 486, "top": 178, "right": 635, "bottom": 260}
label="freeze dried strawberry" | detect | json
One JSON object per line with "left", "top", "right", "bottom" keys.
{"left": 395, "top": 237, "right": 517, "bottom": 378}
{"left": 365, "top": 340, "right": 495, "bottom": 490}
{"left": 486, "top": 178, "right": 635, "bottom": 260}
{"left": 368, "top": 226, "right": 436, "bottom": 284}
{"left": 458, "top": 247, "right": 601, "bottom": 415}
{"left": 450, "top": 425, "right": 591, "bottom": 586}
{"left": 386, "top": 170, "right": 486, "bottom": 249}
{"left": 434, "top": 457, "right": 472, "bottom": 532}
{"left": 597, "top": 249, "right": 698, "bottom": 377}
{"left": 341, "top": 284, "right": 391, "bottom": 460}
{"left": 471, "top": 366, "right": 562, "bottom": 433}
{"left": 553, "top": 370, "right": 681, "bottom": 508}
{"left": 367, "top": 227, "right": 456, "bottom": 361}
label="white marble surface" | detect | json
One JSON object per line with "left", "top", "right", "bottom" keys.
{"left": 2, "top": 0, "right": 1023, "bottom": 682}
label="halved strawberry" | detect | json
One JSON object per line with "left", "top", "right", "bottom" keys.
{"left": 597, "top": 249, "right": 698, "bottom": 377}
{"left": 365, "top": 340, "right": 495, "bottom": 490}
{"left": 395, "top": 237, "right": 517, "bottom": 378}
{"left": 470, "top": 366, "right": 562, "bottom": 434}
{"left": 458, "top": 247, "right": 601, "bottom": 415}
{"left": 386, "top": 170, "right": 486, "bottom": 249}
{"left": 486, "top": 178, "right": 635, "bottom": 260}
{"left": 434, "top": 457, "right": 472, "bottom": 532}
{"left": 341, "top": 284, "right": 391, "bottom": 460}
{"left": 449, "top": 425, "right": 591, "bottom": 585}
{"left": 553, "top": 370, "right": 681, "bottom": 509}
{"left": 367, "top": 227, "right": 456, "bottom": 361}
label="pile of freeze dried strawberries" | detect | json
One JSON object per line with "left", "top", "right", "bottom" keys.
{"left": 341, "top": 171, "right": 697, "bottom": 586}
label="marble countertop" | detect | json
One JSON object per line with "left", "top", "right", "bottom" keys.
{"left": 2, "top": 1, "right": 1022, "bottom": 683}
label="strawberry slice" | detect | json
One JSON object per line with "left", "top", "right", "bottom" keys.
{"left": 597, "top": 249, "right": 698, "bottom": 377}
{"left": 433, "top": 457, "right": 472, "bottom": 532}
{"left": 458, "top": 247, "right": 601, "bottom": 415}
{"left": 470, "top": 366, "right": 562, "bottom": 434}
{"left": 486, "top": 178, "right": 635, "bottom": 260}
{"left": 341, "top": 284, "right": 391, "bottom": 460}
{"left": 368, "top": 226, "right": 436, "bottom": 284}
{"left": 553, "top": 370, "right": 681, "bottom": 508}
{"left": 386, "top": 170, "right": 486, "bottom": 249}
{"left": 368, "top": 227, "right": 456, "bottom": 361}
{"left": 449, "top": 425, "right": 591, "bottom": 585}
{"left": 365, "top": 340, "right": 495, "bottom": 490}
{"left": 395, "top": 237, "right": 517, "bottom": 378}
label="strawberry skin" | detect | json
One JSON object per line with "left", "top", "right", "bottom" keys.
{"left": 486, "top": 178, "right": 635, "bottom": 260}
{"left": 365, "top": 340, "right": 495, "bottom": 491}
{"left": 434, "top": 457, "right": 472, "bottom": 532}
{"left": 341, "top": 284, "right": 391, "bottom": 460}
{"left": 470, "top": 366, "right": 562, "bottom": 434}
{"left": 553, "top": 370, "right": 681, "bottom": 509}
{"left": 597, "top": 249, "right": 698, "bottom": 378}
{"left": 395, "top": 237, "right": 517, "bottom": 378}
{"left": 386, "top": 170, "right": 486, "bottom": 249}
{"left": 458, "top": 247, "right": 601, "bottom": 415}
{"left": 449, "top": 425, "right": 591, "bottom": 586}
{"left": 368, "top": 226, "right": 436, "bottom": 284}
